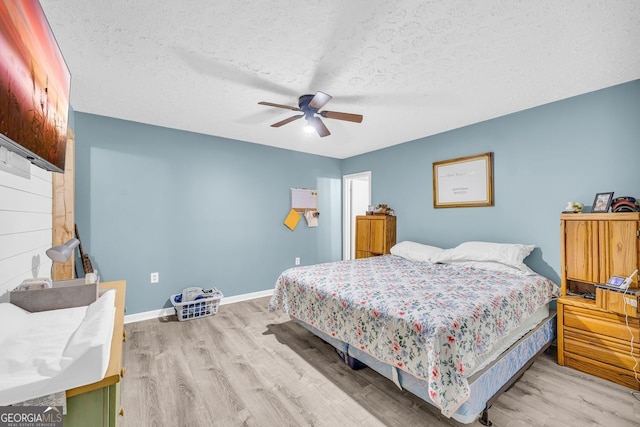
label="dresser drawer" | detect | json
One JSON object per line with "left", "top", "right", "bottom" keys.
{"left": 563, "top": 328, "right": 639, "bottom": 371}
{"left": 562, "top": 305, "right": 640, "bottom": 342}
{"left": 564, "top": 353, "right": 640, "bottom": 391}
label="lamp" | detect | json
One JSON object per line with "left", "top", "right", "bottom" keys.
{"left": 46, "top": 238, "right": 80, "bottom": 263}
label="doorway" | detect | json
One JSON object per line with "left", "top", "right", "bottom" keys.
{"left": 343, "top": 171, "right": 371, "bottom": 260}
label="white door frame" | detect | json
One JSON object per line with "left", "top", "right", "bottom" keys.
{"left": 343, "top": 171, "right": 371, "bottom": 260}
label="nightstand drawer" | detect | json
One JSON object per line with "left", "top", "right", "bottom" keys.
{"left": 563, "top": 305, "right": 640, "bottom": 342}
{"left": 564, "top": 328, "right": 639, "bottom": 371}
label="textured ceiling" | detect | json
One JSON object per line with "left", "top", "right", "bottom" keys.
{"left": 39, "top": 0, "right": 640, "bottom": 159}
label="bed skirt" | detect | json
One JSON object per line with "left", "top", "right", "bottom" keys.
{"left": 291, "top": 311, "right": 556, "bottom": 424}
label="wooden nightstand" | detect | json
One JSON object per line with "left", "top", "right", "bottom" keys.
{"left": 557, "top": 213, "right": 640, "bottom": 390}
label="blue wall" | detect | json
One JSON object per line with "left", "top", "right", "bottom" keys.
{"left": 75, "top": 80, "right": 640, "bottom": 314}
{"left": 74, "top": 113, "right": 342, "bottom": 313}
{"left": 343, "top": 80, "right": 640, "bottom": 282}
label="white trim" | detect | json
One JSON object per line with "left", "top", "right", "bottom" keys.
{"left": 124, "top": 307, "right": 174, "bottom": 324}
{"left": 123, "top": 288, "right": 275, "bottom": 324}
{"left": 219, "top": 289, "right": 274, "bottom": 305}
{"left": 342, "top": 171, "right": 371, "bottom": 261}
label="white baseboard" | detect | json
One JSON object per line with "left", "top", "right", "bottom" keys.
{"left": 124, "top": 288, "right": 274, "bottom": 324}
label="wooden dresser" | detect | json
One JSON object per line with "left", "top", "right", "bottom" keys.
{"left": 64, "top": 280, "right": 127, "bottom": 426}
{"left": 557, "top": 213, "right": 640, "bottom": 390}
{"left": 355, "top": 215, "right": 396, "bottom": 259}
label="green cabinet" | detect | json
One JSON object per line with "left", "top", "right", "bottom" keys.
{"left": 64, "top": 382, "right": 121, "bottom": 427}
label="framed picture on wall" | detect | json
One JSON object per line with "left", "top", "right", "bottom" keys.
{"left": 591, "top": 192, "right": 614, "bottom": 213}
{"left": 433, "top": 152, "right": 493, "bottom": 208}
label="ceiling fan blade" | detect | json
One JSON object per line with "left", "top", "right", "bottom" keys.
{"left": 308, "top": 117, "right": 331, "bottom": 137}
{"left": 174, "top": 49, "right": 298, "bottom": 97}
{"left": 319, "top": 110, "right": 363, "bottom": 123}
{"left": 271, "top": 114, "right": 304, "bottom": 127}
{"left": 308, "top": 91, "right": 332, "bottom": 110}
{"left": 258, "top": 101, "right": 301, "bottom": 111}
{"left": 307, "top": 1, "right": 372, "bottom": 90}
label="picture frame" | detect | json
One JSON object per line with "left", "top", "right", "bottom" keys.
{"left": 591, "top": 192, "right": 614, "bottom": 213}
{"left": 433, "top": 152, "right": 493, "bottom": 208}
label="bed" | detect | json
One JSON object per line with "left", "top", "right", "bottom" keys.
{"left": 268, "top": 241, "right": 559, "bottom": 424}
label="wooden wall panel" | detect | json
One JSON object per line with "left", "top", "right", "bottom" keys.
{"left": 52, "top": 128, "right": 75, "bottom": 280}
{"left": 0, "top": 165, "right": 52, "bottom": 297}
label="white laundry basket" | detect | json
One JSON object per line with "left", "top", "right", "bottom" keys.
{"left": 170, "top": 287, "right": 223, "bottom": 321}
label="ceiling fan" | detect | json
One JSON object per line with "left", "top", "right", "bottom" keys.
{"left": 258, "top": 91, "right": 363, "bottom": 137}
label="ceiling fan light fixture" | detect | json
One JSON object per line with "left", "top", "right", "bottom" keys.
{"left": 304, "top": 122, "right": 315, "bottom": 134}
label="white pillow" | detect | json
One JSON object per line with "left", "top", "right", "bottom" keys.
{"left": 390, "top": 241, "right": 444, "bottom": 263}
{"left": 430, "top": 241, "right": 535, "bottom": 273}
{"left": 445, "top": 260, "right": 536, "bottom": 276}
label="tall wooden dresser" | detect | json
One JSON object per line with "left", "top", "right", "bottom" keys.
{"left": 557, "top": 213, "right": 640, "bottom": 390}
{"left": 355, "top": 215, "right": 396, "bottom": 259}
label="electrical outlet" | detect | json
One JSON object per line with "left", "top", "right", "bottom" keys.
{"left": 150, "top": 272, "right": 159, "bottom": 283}
{"left": 295, "top": 257, "right": 300, "bottom": 265}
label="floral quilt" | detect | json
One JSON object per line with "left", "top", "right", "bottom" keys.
{"left": 268, "top": 255, "right": 558, "bottom": 417}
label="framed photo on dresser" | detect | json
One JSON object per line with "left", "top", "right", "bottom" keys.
{"left": 591, "top": 192, "right": 614, "bottom": 213}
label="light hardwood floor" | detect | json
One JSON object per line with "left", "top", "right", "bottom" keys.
{"left": 120, "top": 297, "right": 640, "bottom": 427}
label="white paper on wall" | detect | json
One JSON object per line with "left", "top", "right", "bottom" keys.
{"left": 291, "top": 188, "right": 317, "bottom": 210}
{"left": 304, "top": 210, "right": 318, "bottom": 227}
